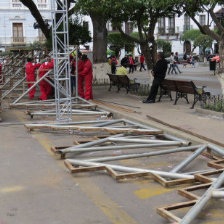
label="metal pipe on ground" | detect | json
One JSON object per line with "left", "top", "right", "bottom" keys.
{"left": 158, "top": 134, "right": 191, "bottom": 146}
{"left": 170, "top": 145, "right": 207, "bottom": 173}
{"left": 87, "top": 145, "right": 202, "bottom": 163}
{"left": 180, "top": 170, "right": 224, "bottom": 224}
{"left": 107, "top": 137, "right": 180, "bottom": 144}
{"left": 60, "top": 133, "right": 125, "bottom": 153}
{"left": 208, "top": 144, "right": 224, "bottom": 157}
{"left": 212, "top": 190, "right": 224, "bottom": 198}
{"left": 61, "top": 141, "right": 182, "bottom": 154}
{"left": 66, "top": 159, "right": 194, "bottom": 180}
{"left": 122, "top": 119, "right": 160, "bottom": 131}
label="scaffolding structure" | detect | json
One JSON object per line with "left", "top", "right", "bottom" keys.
{"left": 51, "top": 0, "right": 72, "bottom": 122}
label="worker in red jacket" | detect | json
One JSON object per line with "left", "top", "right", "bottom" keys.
{"left": 129, "top": 55, "right": 134, "bottom": 73}
{"left": 140, "top": 53, "right": 146, "bottom": 71}
{"left": 78, "top": 54, "right": 93, "bottom": 100}
{"left": 38, "top": 57, "right": 54, "bottom": 100}
{"left": 25, "top": 58, "right": 41, "bottom": 99}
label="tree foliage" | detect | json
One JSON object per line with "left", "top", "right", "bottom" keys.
{"left": 108, "top": 0, "right": 178, "bottom": 68}
{"left": 182, "top": 29, "right": 202, "bottom": 41}
{"left": 107, "top": 32, "right": 135, "bottom": 57}
{"left": 156, "top": 39, "right": 172, "bottom": 57}
{"left": 194, "top": 34, "right": 213, "bottom": 55}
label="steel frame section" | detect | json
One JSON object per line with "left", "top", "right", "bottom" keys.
{"left": 180, "top": 170, "right": 224, "bottom": 224}
{"left": 65, "top": 159, "right": 194, "bottom": 180}
{"left": 51, "top": 0, "right": 72, "bottom": 122}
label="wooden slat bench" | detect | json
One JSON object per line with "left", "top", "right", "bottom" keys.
{"left": 106, "top": 73, "right": 140, "bottom": 93}
{"left": 159, "top": 79, "right": 210, "bottom": 109}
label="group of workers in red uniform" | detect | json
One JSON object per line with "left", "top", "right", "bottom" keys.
{"left": 25, "top": 53, "right": 93, "bottom": 101}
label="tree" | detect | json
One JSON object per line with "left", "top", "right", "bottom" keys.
{"left": 107, "top": 32, "right": 135, "bottom": 57}
{"left": 156, "top": 39, "right": 172, "bottom": 58}
{"left": 20, "top": 0, "right": 51, "bottom": 38}
{"left": 193, "top": 35, "right": 213, "bottom": 56}
{"left": 178, "top": 0, "right": 224, "bottom": 94}
{"left": 109, "top": 0, "right": 178, "bottom": 69}
{"left": 74, "top": 0, "right": 111, "bottom": 63}
{"left": 182, "top": 29, "right": 213, "bottom": 53}
{"left": 181, "top": 29, "right": 202, "bottom": 42}
{"left": 46, "top": 17, "right": 92, "bottom": 49}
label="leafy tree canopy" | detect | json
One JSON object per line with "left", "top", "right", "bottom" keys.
{"left": 182, "top": 29, "right": 202, "bottom": 41}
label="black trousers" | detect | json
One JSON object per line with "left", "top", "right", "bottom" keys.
{"left": 129, "top": 65, "right": 134, "bottom": 73}
{"left": 140, "top": 63, "right": 146, "bottom": 71}
{"left": 147, "top": 77, "right": 164, "bottom": 101}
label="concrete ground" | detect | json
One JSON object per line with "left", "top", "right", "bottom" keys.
{"left": 0, "top": 64, "right": 224, "bottom": 224}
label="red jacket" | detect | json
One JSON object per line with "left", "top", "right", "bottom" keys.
{"left": 79, "top": 59, "right": 92, "bottom": 76}
{"left": 110, "top": 58, "right": 118, "bottom": 65}
{"left": 140, "top": 55, "right": 145, "bottom": 63}
{"left": 129, "top": 57, "right": 134, "bottom": 65}
{"left": 25, "top": 62, "right": 41, "bottom": 79}
{"left": 39, "top": 60, "right": 54, "bottom": 78}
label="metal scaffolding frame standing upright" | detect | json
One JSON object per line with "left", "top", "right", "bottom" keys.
{"left": 51, "top": 0, "right": 72, "bottom": 122}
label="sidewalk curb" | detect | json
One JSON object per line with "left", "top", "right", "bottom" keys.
{"left": 196, "top": 108, "right": 224, "bottom": 119}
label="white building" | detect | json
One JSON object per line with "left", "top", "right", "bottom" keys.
{"left": 0, "top": 0, "right": 51, "bottom": 52}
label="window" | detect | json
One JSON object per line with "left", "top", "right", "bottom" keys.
{"left": 37, "top": 0, "right": 47, "bottom": 9}
{"left": 200, "top": 15, "right": 206, "bottom": 26}
{"left": 158, "top": 18, "right": 165, "bottom": 34}
{"left": 184, "top": 14, "right": 191, "bottom": 31}
{"left": 12, "top": 0, "right": 22, "bottom": 8}
{"left": 168, "top": 16, "right": 175, "bottom": 34}
{"left": 12, "top": 23, "right": 24, "bottom": 43}
{"left": 38, "top": 29, "right": 46, "bottom": 42}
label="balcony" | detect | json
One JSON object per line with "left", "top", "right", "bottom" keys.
{"left": 167, "top": 27, "right": 175, "bottom": 35}
{"left": 12, "top": 37, "right": 25, "bottom": 44}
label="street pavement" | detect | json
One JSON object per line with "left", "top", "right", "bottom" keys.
{"left": 0, "top": 67, "right": 224, "bottom": 224}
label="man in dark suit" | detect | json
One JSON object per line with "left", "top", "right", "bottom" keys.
{"left": 143, "top": 52, "right": 168, "bottom": 103}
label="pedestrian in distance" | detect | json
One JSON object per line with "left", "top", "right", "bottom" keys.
{"left": 110, "top": 56, "right": 118, "bottom": 74}
{"left": 70, "top": 52, "right": 82, "bottom": 96}
{"left": 78, "top": 54, "right": 93, "bottom": 100}
{"left": 25, "top": 57, "right": 41, "bottom": 99}
{"left": 167, "top": 52, "right": 177, "bottom": 74}
{"left": 173, "top": 52, "right": 182, "bottom": 74}
{"left": 142, "top": 52, "right": 168, "bottom": 104}
{"left": 139, "top": 53, "right": 146, "bottom": 71}
{"left": 128, "top": 55, "right": 134, "bottom": 74}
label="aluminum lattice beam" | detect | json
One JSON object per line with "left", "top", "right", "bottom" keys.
{"left": 51, "top": 0, "right": 72, "bottom": 122}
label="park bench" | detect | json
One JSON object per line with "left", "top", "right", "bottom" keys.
{"left": 106, "top": 73, "right": 140, "bottom": 93}
{"left": 159, "top": 79, "right": 210, "bottom": 109}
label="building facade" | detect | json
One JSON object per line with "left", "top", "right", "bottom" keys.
{"left": 0, "top": 0, "right": 51, "bottom": 51}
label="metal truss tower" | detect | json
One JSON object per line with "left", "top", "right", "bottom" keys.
{"left": 51, "top": 0, "right": 72, "bottom": 122}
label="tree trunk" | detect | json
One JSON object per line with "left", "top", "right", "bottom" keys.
{"left": 217, "top": 40, "right": 224, "bottom": 95}
{"left": 90, "top": 13, "right": 107, "bottom": 63}
{"left": 20, "top": 0, "right": 50, "bottom": 39}
{"left": 140, "top": 42, "right": 152, "bottom": 70}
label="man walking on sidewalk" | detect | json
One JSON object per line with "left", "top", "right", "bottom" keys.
{"left": 140, "top": 53, "right": 146, "bottom": 71}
